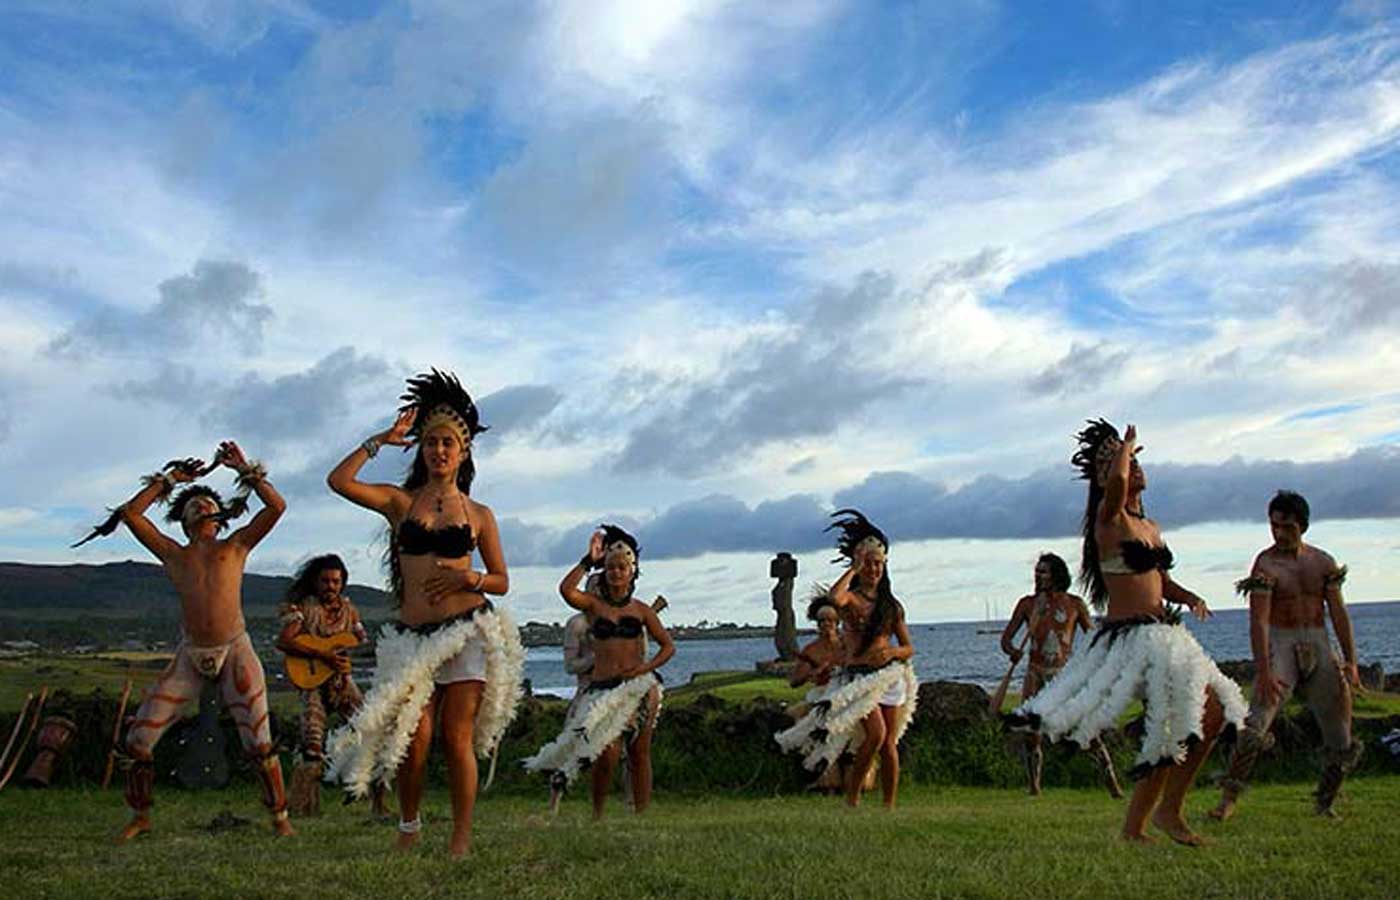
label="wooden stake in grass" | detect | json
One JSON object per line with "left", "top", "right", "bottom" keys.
{"left": 0, "top": 685, "right": 48, "bottom": 792}
{"left": 0, "top": 692, "right": 35, "bottom": 784}
{"left": 102, "top": 678, "right": 134, "bottom": 790}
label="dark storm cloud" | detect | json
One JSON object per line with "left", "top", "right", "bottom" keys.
{"left": 48, "top": 259, "right": 272, "bottom": 357}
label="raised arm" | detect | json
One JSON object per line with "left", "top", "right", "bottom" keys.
{"left": 1098, "top": 424, "right": 1136, "bottom": 524}
{"left": 827, "top": 561, "right": 860, "bottom": 609}
{"left": 559, "top": 532, "right": 604, "bottom": 611}
{"left": 219, "top": 442, "right": 285, "bottom": 550}
{"left": 326, "top": 409, "right": 415, "bottom": 517}
{"left": 1322, "top": 556, "right": 1358, "bottom": 688}
{"left": 118, "top": 471, "right": 186, "bottom": 562}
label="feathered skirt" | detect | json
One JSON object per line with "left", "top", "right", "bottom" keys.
{"left": 774, "top": 662, "right": 919, "bottom": 772}
{"left": 1010, "top": 617, "right": 1247, "bottom": 778}
{"left": 521, "top": 673, "right": 662, "bottom": 784}
{"left": 323, "top": 604, "right": 525, "bottom": 798}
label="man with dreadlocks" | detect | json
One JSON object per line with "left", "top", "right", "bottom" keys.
{"left": 78, "top": 441, "right": 293, "bottom": 842}
{"left": 1209, "top": 490, "right": 1361, "bottom": 821}
{"left": 776, "top": 510, "right": 917, "bottom": 809}
{"left": 1007, "top": 421, "right": 1246, "bottom": 846}
{"left": 1000, "top": 553, "right": 1123, "bottom": 797}
{"left": 275, "top": 554, "right": 387, "bottom": 818}
{"left": 524, "top": 525, "right": 674, "bottom": 819}
{"left": 324, "top": 370, "right": 525, "bottom": 858}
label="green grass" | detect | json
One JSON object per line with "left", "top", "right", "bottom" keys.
{"left": 2, "top": 779, "right": 1398, "bottom": 899}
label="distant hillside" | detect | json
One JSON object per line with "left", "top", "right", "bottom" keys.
{"left": 0, "top": 561, "right": 393, "bottom": 616}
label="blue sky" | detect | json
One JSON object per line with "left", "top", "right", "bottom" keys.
{"left": 2, "top": 1, "right": 1398, "bottom": 625}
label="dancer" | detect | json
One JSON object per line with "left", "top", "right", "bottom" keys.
{"left": 776, "top": 510, "right": 917, "bottom": 809}
{"left": 999, "top": 553, "right": 1122, "bottom": 797}
{"left": 524, "top": 525, "right": 674, "bottom": 818}
{"left": 790, "top": 596, "right": 844, "bottom": 690}
{"left": 323, "top": 370, "right": 524, "bottom": 858}
{"left": 778, "top": 595, "right": 855, "bottom": 794}
{"left": 1008, "top": 421, "right": 1247, "bottom": 845}
{"left": 83, "top": 442, "right": 292, "bottom": 842}
{"left": 1210, "top": 491, "right": 1361, "bottom": 820}
{"left": 276, "top": 554, "right": 386, "bottom": 818}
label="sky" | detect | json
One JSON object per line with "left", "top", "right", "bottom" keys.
{"left": 2, "top": 1, "right": 1398, "bottom": 626}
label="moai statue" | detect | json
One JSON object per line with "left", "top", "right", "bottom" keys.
{"left": 770, "top": 552, "right": 799, "bottom": 661}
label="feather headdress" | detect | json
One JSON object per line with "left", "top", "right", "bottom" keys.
{"left": 825, "top": 508, "right": 889, "bottom": 563}
{"left": 399, "top": 369, "right": 487, "bottom": 445}
{"left": 1071, "top": 418, "right": 1122, "bottom": 486}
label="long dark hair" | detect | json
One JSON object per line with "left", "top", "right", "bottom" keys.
{"left": 1037, "top": 552, "right": 1072, "bottom": 593}
{"left": 384, "top": 446, "right": 478, "bottom": 604}
{"left": 281, "top": 553, "right": 349, "bottom": 617}
{"left": 826, "top": 509, "right": 903, "bottom": 654}
{"left": 1072, "top": 419, "right": 1120, "bottom": 611}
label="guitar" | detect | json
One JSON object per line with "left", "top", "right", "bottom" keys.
{"left": 283, "top": 633, "right": 360, "bottom": 690}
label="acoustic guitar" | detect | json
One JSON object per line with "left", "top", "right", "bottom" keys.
{"left": 283, "top": 633, "right": 360, "bottom": 690}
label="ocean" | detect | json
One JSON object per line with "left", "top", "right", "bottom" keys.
{"left": 526, "top": 600, "right": 1400, "bottom": 698}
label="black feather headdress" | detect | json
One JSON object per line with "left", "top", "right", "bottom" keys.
{"left": 588, "top": 523, "right": 640, "bottom": 572}
{"left": 825, "top": 508, "right": 889, "bottom": 563}
{"left": 1071, "top": 418, "right": 1122, "bottom": 484}
{"left": 399, "top": 369, "right": 487, "bottom": 443}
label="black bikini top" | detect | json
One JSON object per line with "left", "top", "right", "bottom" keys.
{"left": 591, "top": 616, "right": 644, "bottom": 640}
{"left": 1108, "top": 540, "right": 1174, "bottom": 574}
{"left": 397, "top": 519, "right": 475, "bottom": 559}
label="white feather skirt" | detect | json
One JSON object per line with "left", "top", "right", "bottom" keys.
{"left": 521, "top": 673, "right": 662, "bottom": 784}
{"left": 774, "top": 662, "right": 919, "bottom": 772}
{"left": 323, "top": 606, "right": 526, "bottom": 798}
{"left": 1016, "top": 620, "right": 1247, "bottom": 775}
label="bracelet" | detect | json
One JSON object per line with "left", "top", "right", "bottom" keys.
{"left": 471, "top": 570, "right": 483, "bottom": 590}
{"left": 140, "top": 471, "right": 177, "bottom": 499}
{"left": 235, "top": 461, "right": 267, "bottom": 488}
{"left": 361, "top": 437, "right": 382, "bottom": 458}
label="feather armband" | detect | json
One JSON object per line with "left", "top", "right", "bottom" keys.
{"left": 1324, "top": 565, "right": 1348, "bottom": 587}
{"left": 1234, "top": 575, "right": 1275, "bottom": 596}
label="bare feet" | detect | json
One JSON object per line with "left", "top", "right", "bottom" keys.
{"left": 449, "top": 830, "right": 472, "bottom": 858}
{"left": 394, "top": 830, "right": 420, "bottom": 852}
{"left": 1120, "top": 832, "right": 1156, "bottom": 845}
{"left": 1206, "top": 798, "right": 1236, "bottom": 822}
{"left": 115, "top": 816, "right": 151, "bottom": 844}
{"left": 272, "top": 815, "right": 296, "bottom": 838}
{"left": 1152, "top": 812, "right": 1206, "bottom": 847}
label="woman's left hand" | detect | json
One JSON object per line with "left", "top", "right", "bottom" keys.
{"left": 1190, "top": 596, "right": 1212, "bottom": 621}
{"left": 424, "top": 562, "right": 474, "bottom": 604}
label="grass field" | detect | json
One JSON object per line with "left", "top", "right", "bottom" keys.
{"left": 2, "top": 778, "right": 1397, "bottom": 899}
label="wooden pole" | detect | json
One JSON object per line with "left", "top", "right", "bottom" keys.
{"left": 102, "top": 678, "right": 134, "bottom": 789}
{"left": 0, "top": 686, "right": 48, "bottom": 791}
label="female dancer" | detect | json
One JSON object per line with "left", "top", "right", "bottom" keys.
{"left": 323, "top": 370, "right": 525, "bottom": 857}
{"left": 776, "top": 510, "right": 917, "bottom": 809}
{"left": 523, "top": 525, "right": 674, "bottom": 818}
{"left": 1010, "top": 421, "right": 1247, "bottom": 845}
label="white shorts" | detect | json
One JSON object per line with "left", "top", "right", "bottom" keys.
{"left": 433, "top": 632, "right": 487, "bottom": 684}
{"left": 879, "top": 678, "right": 907, "bottom": 707}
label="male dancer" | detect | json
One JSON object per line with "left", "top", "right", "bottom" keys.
{"left": 110, "top": 441, "right": 292, "bottom": 841}
{"left": 1210, "top": 491, "right": 1361, "bottom": 820}
{"left": 276, "top": 554, "right": 385, "bottom": 817}
{"left": 1000, "top": 553, "right": 1123, "bottom": 797}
